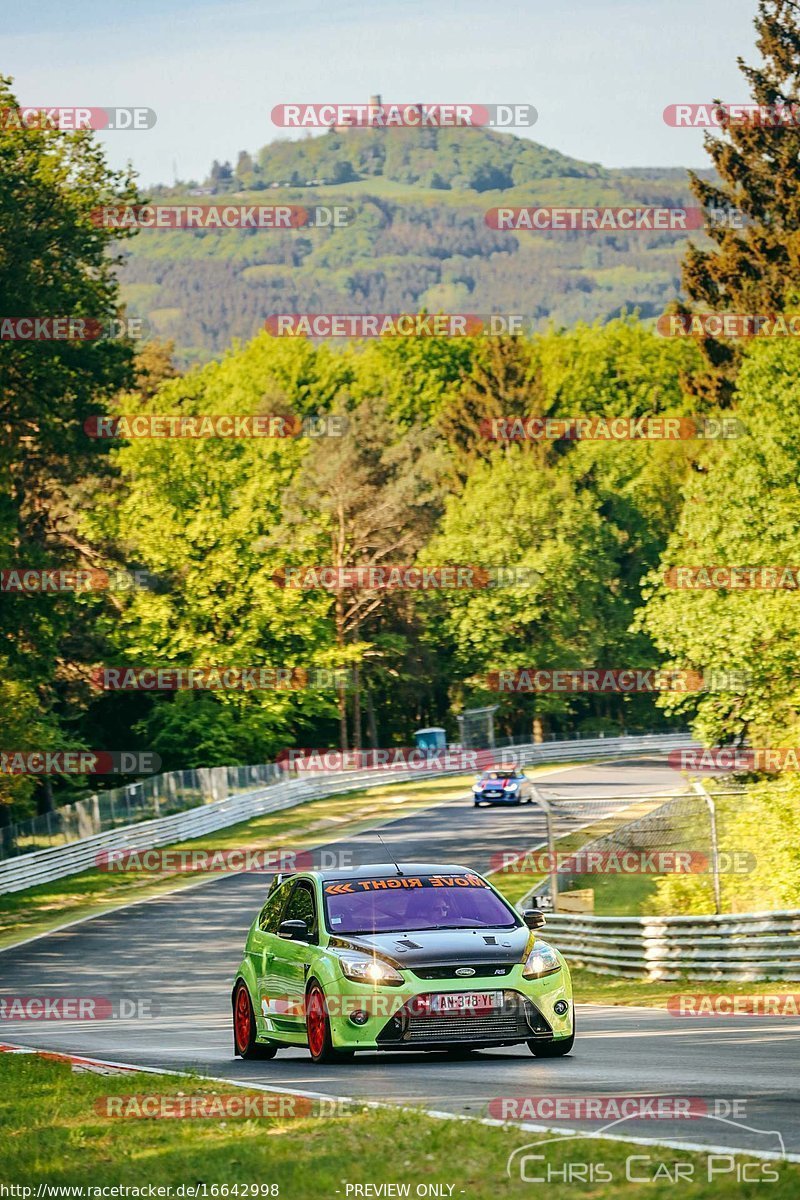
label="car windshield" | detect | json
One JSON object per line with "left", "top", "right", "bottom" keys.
{"left": 322, "top": 872, "right": 519, "bottom": 935}
{"left": 482, "top": 771, "right": 521, "bottom": 781}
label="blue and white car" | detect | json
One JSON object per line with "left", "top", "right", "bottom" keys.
{"left": 472, "top": 768, "right": 533, "bottom": 807}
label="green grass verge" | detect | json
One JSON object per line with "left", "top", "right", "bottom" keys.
{"left": 570, "top": 968, "right": 800, "bottom": 1007}
{"left": 1, "top": 1053, "right": 796, "bottom": 1196}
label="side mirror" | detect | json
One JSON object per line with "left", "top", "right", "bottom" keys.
{"left": 278, "top": 918, "right": 310, "bottom": 941}
{"left": 523, "top": 908, "right": 546, "bottom": 930}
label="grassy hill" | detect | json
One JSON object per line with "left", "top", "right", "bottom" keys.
{"left": 120, "top": 125, "right": 705, "bottom": 364}
{"left": 246, "top": 124, "right": 607, "bottom": 189}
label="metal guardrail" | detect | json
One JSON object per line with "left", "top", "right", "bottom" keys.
{"left": 536, "top": 910, "right": 800, "bottom": 981}
{"left": 0, "top": 728, "right": 677, "bottom": 861}
{"left": 0, "top": 763, "right": 284, "bottom": 861}
{"left": 0, "top": 731, "right": 694, "bottom": 895}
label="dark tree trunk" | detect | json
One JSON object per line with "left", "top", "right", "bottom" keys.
{"left": 36, "top": 777, "right": 55, "bottom": 814}
{"left": 365, "top": 681, "right": 379, "bottom": 749}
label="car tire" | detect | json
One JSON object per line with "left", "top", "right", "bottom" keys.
{"left": 233, "top": 981, "right": 277, "bottom": 1059}
{"left": 473, "top": 800, "right": 482, "bottom": 807}
{"left": 528, "top": 1015, "right": 575, "bottom": 1057}
{"left": 306, "top": 980, "right": 354, "bottom": 1064}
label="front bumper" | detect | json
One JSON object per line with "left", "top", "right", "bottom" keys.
{"left": 475, "top": 791, "right": 520, "bottom": 804}
{"left": 325, "top": 965, "right": 573, "bottom": 1051}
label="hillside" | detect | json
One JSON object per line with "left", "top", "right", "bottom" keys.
{"left": 239, "top": 124, "right": 607, "bottom": 190}
{"left": 119, "top": 125, "right": 704, "bottom": 364}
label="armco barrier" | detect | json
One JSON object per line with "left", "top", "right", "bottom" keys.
{"left": 534, "top": 910, "right": 800, "bottom": 981}
{"left": 0, "top": 732, "right": 694, "bottom": 895}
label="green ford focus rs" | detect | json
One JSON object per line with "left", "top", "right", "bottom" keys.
{"left": 231, "top": 862, "right": 574, "bottom": 1063}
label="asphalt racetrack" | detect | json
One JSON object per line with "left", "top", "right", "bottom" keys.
{"left": 2, "top": 757, "right": 798, "bottom": 1160}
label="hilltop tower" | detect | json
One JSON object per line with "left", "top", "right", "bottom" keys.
{"left": 368, "top": 94, "right": 382, "bottom": 127}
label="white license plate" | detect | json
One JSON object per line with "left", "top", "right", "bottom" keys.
{"left": 430, "top": 991, "right": 503, "bottom": 1013}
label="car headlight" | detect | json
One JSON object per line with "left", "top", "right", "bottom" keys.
{"left": 337, "top": 953, "right": 404, "bottom": 986}
{"left": 472, "top": 783, "right": 482, "bottom": 793}
{"left": 504, "top": 782, "right": 519, "bottom": 792}
{"left": 521, "top": 940, "right": 562, "bottom": 979}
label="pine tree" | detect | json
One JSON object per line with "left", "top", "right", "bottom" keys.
{"left": 680, "top": 0, "right": 800, "bottom": 401}
{"left": 435, "top": 336, "right": 551, "bottom": 482}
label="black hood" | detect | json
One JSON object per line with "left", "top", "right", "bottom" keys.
{"left": 330, "top": 924, "right": 529, "bottom": 968}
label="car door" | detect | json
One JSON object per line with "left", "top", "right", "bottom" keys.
{"left": 269, "top": 879, "right": 319, "bottom": 1034}
{"left": 249, "top": 880, "right": 292, "bottom": 1035}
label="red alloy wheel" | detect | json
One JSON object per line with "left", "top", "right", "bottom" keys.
{"left": 306, "top": 984, "right": 327, "bottom": 1059}
{"left": 234, "top": 984, "right": 251, "bottom": 1052}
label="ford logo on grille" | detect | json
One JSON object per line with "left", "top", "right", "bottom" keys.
{"left": 455, "top": 967, "right": 476, "bottom": 977}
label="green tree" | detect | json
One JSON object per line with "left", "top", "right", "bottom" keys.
{"left": 0, "top": 74, "right": 140, "bottom": 818}
{"left": 680, "top": 0, "right": 800, "bottom": 401}
{"left": 82, "top": 333, "right": 353, "bottom": 767}
{"left": 436, "top": 335, "right": 549, "bottom": 482}
{"left": 274, "top": 394, "right": 447, "bottom": 750}
{"left": 638, "top": 337, "right": 800, "bottom": 746}
{"left": 653, "top": 782, "right": 800, "bottom": 914}
{"left": 421, "top": 452, "right": 632, "bottom": 739}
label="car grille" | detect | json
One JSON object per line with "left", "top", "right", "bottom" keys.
{"left": 411, "top": 964, "right": 515, "bottom": 979}
{"left": 376, "top": 991, "right": 552, "bottom": 1046}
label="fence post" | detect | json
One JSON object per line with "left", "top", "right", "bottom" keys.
{"left": 531, "top": 785, "right": 559, "bottom": 912}
{"left": 692, "top": 779, "right": 722, "bottom": 915}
